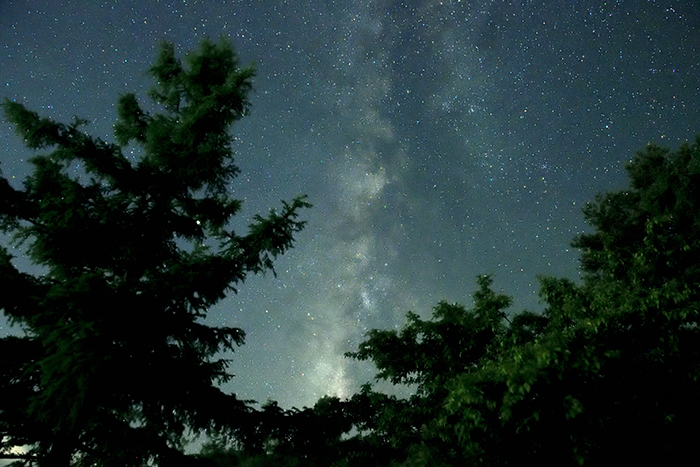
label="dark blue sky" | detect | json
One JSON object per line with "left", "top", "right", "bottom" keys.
{"left": 2, "top": 0, "right": 699, "bottom": 409}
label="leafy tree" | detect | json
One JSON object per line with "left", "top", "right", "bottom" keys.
{"left": 0, "top": 37, "right": 309, "bottom": 467}
{"left": 339, "top": 136, "right": 700, "bottom": 465}
{"left": 343, "top": 275, "right": 517, "bottom": 466}
{"left": 199, "top": 396, "right": 355, "bottom": 467}
{"left": 443, "top": 137, "right": 700, "bottom": 465}
{"left": 348, "top": 275, "right": 511, "bottom": 394}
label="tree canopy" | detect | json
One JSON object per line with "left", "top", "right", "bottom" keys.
{"left": 0, "top": 37, "right": 309, "bottom": 467}
{"left": 362, "top": 137, "right": 700, "bottom": 466}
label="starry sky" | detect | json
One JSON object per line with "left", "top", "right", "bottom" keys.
{"left": 1, "top": 0, "right": 699, "bottom": 410}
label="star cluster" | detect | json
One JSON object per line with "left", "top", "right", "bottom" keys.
{"left": 2, "top": 0, "right": 699, "bottom": 408}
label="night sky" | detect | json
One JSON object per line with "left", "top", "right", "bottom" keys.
{"left": 1, "top": 0, "right": 699, "bottom": 410}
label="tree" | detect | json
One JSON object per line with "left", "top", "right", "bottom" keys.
{"left": 198, "top": 396, "right": 355, "bottom": 467}
{"left": 443, "top": 137, "right": 700, "bottom": 465}
{"left": 340, "top": 136, "right": 700, "bottom": 465}
{"left": 343, "top": 275, "right": 517, "bottom": 466}
{"left": 0, "top": 37, "right": 309, "bottom": 466}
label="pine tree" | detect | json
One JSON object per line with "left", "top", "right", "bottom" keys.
{"left": 0, "top": 37, "right": 309, "bottom": 467}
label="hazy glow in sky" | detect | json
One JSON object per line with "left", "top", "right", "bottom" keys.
{"left": 2, "top": 0, "right": 699, "bottom": 409}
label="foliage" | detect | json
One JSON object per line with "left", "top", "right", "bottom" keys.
{"left": 334, "top": 136, "right": 700, "bottom": 466}
{"left": 199, "top": 397, "right": 354, "bottom": 467}
{"left": 0, "top": 37, "right": 309, "bottom": 466}
{"left": 441, "top": 137, "right": 700, "bottom": 465}
{"left": 347, "top": 275, "right": 511, "bottom": 393}
{"left": 195, "top": 279, "right": 519, "bottom": 467}
{"left": 340, "top": 275, "right": 515, "bottom": 466}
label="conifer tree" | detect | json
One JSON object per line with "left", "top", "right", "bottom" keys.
{"left": 0, "top": 37, "right": 309, "bottom": 467}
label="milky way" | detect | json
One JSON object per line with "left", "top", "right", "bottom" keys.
{"left": 2, "top": 0, "right": 699, "bottom": 409}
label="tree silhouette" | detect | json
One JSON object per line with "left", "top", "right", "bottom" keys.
{"left": 343, "top": 275, "right": 515, "bottom": 466}
{"left": 0, "top": 37, "right": 309, "bottom": 467}
{"left": 339, "top": 137, "right": 700, "bottom": 466}
{"left": 443, "top": 137, "right": 700, "bottom": 465}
